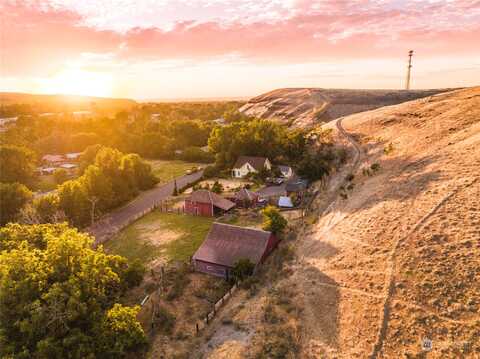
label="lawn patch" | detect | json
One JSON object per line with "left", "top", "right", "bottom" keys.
{"left": 147, "top": 160, "right": 205, "bottom": 184}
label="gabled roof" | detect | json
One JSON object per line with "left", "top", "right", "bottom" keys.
{"left": 42, "top": 154, "right": 64, "bottom": 163}
{"left": 233, "top": 156, "right": 269, "bottom": 171}
{"left": 278, "top": 165, "right": 292, "bottom": 176}
{"left": 235, "top": 188, "right": 258, "bottom": 201}
{"left": 256, "top": 185, "right": 287, "bottom": 198}
{"left": 193, "top": 223, "right": 272, "bottom": 267}
{"left": 187, "top": 190, "right": 235, "bottom": 211}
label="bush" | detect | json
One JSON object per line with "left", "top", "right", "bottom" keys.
{"left": 256, "top": 325, "right": 299, "bottom": 358}
{"left": 122, "top": 259, "right": 146, "bottom": 289}
{"left": 180, "top": 146, "right": 214, "bottom": 163}
{"left": 231, "top": 259, "right": 255, "bottom": 282}
{"left": 211, "top": 180, "right": 223, "bottom": 194}
{"left": 262, "top": 206, "right": 287, "bottom": 234}
{"left": 202, "top": 165, "right": 219, "bottom": 179}
{"left": 371, "top": 162, "right": 381, "bottom": 172}
{"left": 346, "top": 173, "right": 355, "bottom": 182}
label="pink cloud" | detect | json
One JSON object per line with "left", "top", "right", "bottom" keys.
{"left": 1, "top": 0, "right": 479, "bottom": 76}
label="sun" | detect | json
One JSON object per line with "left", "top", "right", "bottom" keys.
{"left": 41, "top": 69, "right": 113, "bottom": 97}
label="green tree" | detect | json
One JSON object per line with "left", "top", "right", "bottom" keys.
{"left": 0, "top": 182, "right": 33, "bottom": 225}
{"left": 211, "top": 180, "right": 223, "bottom": 194}
{"left": 33, "top": 193, "right": 60, "bottom": 223}
{"left": 0, "top": 223, "right": 146, "bottom": 358}
{"left": 231, "top": 258, "right": 255, "bottom": 282}
{"left": 0, "top": 145, "right": 36, "bottom": 185}
{"left": 262, "top": 205, "right": 287, "bottom": 234}
{"left": 57, "top": 179, "right": 90, "bottom": 227}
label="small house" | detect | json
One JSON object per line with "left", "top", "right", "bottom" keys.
{"left": 232, "top": 156, "right": 271, "bottom": 178}
{"left": 185, "top": 190, "right": 235, "bottom": 217}
{"left": 234, "top": 188, "right": 259, "bottom": 207}
{"left": 65, "top": 152, "right": 82, "bottom": 161}
{"left": 192, "top": 223, "right": 278, "bottom": 279}
{"left": 256, "top": 185, "right": 287, "bottom": 205}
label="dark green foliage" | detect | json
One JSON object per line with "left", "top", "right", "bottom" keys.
{"left": 121, "top": 259, "right": 146, "bottom": 289}
{"left": 0, "top": 182, "right": 33, "bottom": 225}
{"left": 371, "top": 162, "right": 381, "bottom": 172}
{"left": 33, "top": 193, "right": 60, "bottom": 223}
{"left": 346, "top": 173, "right": 355, "bottom": 182}
{"left": 57, "top": 146, "right": 157, "bottom": 227}
{"left": 0, "top": 223, "right": 146, "bottom": 358}
{"left": 180, "top": 146, "right": 214, "bottom": 163}
{"left": 0, "top": 145, "right": 36, "bottom": 185}
{"left": 211, "top": 180, "right": 223, "bottom": 194}
{"left": 262, "top": 206, "right": 287, "bottom": 234}
{"left": 202, "top": 165, "right": 219, "bottom": 179}
{"left": 256, "top": 325, "right": 299, "bottom": 359}
{"left": 231, "top": 259, "right": 255, "bottom": 282}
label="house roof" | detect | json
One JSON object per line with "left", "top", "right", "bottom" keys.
{"left": 285, "top": 179, "right": 308, "bottom": 192}
{"left": 42, "top": 154, "right": 64, "bottom": 163}
{"left": 233, "top": 156, "right": 269, "bottom": 171}
{"left": 187, "top": 190, "right": 235, "bottom": 211}
{"left": 235, "top": 188, "right": 258, "bottom": 201}
{"left": 193, "top": 223, "right": 272, "bottom": 267}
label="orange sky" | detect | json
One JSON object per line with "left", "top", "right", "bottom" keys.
{"left": 1, "top": 0, "right": 479, "bottom": 99}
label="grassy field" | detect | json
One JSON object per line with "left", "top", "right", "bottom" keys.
{"left": 147, "top": 160, "right": 205, "bottom": 184}
{"left": 105, "top": 210, "right": 214, "bottom": 264}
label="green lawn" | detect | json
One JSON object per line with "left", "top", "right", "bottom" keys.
{"left": 105, "top": 210, "right": 214, "bottom": 264}
{"left": 147, "top": 160, "right": 205, "bottom": 184}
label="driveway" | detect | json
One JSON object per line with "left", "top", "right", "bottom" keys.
{"left": 87, "top": 170, "right": 203, "bottom": 244}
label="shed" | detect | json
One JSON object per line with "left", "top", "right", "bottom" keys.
{"left": 192, "top": 223, "right": 278, "bottom": 279}
{"left": 185, "top": 190, "right": 235, "bottom": 217}
{"left": 235, "top": 188, "right": 259, "bottom": 207}
{"left": 278, "top": 196, "right": 294, "bottom": 208}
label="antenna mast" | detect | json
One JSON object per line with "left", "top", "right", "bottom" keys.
{"left": 405, "top": 50, "right": 413, "bottom": 90}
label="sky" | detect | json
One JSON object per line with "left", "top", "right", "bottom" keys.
{"left": 1, "top": 0, "right": 479, "bottom": 100}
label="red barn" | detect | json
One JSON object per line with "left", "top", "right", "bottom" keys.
{"left": 185, "top": 190, "right": 235, "bottom": 217}
{"left": 192, "top": 223, "right": 279, "bottom": 279}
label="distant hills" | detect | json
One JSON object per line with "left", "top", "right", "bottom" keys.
{"left": 0, "top": 92, "right": 136, "bottom": 116}
{"left": 240, "top": 88, "right": 456, "bottom": 128}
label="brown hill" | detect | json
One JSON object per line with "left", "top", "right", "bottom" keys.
{"left": 0, "top": 92, "right": 136, "bottom": 115}
{"left": 297, "top": 87, "right": 480, "bottom": 357}
{"left": 189, "top": 87, "right": 479, "bottom": 358}
{"left": 239, "top": 88, "right": 453, "bottom": 128}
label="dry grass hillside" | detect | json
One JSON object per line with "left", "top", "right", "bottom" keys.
{"left": 297, "top": 87, "right": 480, "bottom": 358}
{"left": 239, "top": 88, "right": 452, "bottom": 128}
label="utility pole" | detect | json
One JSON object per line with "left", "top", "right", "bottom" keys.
{"left": 405, "top": 50, "right": 413, "bottom": 90}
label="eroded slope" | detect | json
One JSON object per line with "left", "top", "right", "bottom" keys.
{"left": 297, "top": 87, "right": 480, "bottom": 358}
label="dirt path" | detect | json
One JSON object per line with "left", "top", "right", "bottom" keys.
{"left": 87, "top": 170, "right": 203, "bottom": 244}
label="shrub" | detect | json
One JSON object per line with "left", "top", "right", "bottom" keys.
{"left": 202, "top": 165, "right": 219, "bottom": 179}
{"left": 122, "top": 259, "right": 146, "bottom": 289}
{"left": 371, "top": 162, "right": 381, "bottom": 172}
{"left": 262, "top": 206, "right": 287, "bottom": 234}
{"left": 346, "top": 173, "right": 355, "bottom": 182}
{"left": 211, "top": 180, "right": 224, "bottom": 194}
{"left": 231, "top": 259, "right": 255, "bottom": 282}
{"left": 384, "top": 142, "right": 394, "bottom": 155}
{"left": 181, "top": 146, "right": 214, "bottom": 163}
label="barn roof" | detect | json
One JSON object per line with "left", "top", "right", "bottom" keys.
{"left": 233, "top": 156, "right": 269, "bottom": 171}
{"left": 187, "top": 190, "right": 235, "bottom": 211}
{"left": 193, "top": 223, "right": 272, "bottom": 267}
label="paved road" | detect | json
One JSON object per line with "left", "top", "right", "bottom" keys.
{"left": 87, "top": 170, "right": 203, "bottom": 244}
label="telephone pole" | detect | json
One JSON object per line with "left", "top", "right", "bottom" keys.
{"left": 405, "top": 50, "right": 413, "bottom": 90}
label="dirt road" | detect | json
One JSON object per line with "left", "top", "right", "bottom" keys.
{"left": 87, "top": 170, "right": 203, "bottom": 244}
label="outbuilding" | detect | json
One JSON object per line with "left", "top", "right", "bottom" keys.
{"left": 185, "top": 190, "right": 235, "bottom": 217}
{"left": 192, "top": 223, "right": 278, "bottom": 279}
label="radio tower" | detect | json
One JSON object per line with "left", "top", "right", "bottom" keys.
{"left": 405, "top": 50, "right": 413, "bottom": 90}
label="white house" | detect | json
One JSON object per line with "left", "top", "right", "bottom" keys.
{"left": 232, "top": 156, "right": 271, "bottom": 178}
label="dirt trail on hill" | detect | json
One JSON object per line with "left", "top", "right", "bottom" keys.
{"left": 295, "top": 87, "right": 480, "bottom": 358}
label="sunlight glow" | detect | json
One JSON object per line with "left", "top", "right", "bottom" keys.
{"left": 40, "top": 69, "right": 113, "bottom": 97}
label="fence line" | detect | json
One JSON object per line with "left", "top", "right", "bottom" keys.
{"left": 195, "top": 281, "right": 240, "bottom": 335}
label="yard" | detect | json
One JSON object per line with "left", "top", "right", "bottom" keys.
{"left": 104, "top": 210, "right": 214, "bottom": 264}
{"left": 147, "top": 159, "right": 206, "bottom": 184}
